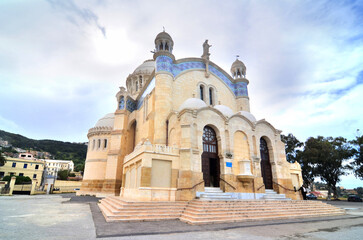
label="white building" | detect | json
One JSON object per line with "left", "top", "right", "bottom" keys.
{"left": 44, "top": 160, "right": 74, "bottom": 177}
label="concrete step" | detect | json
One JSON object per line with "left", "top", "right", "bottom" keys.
{"left": 204, "top": 187, "right": 224, "bottom": 193}
{"left": 180, "top": 212, "right": 345, "bottom": 225}
{"left": 98, "top": 196, "right": 345, "bottom": 224}
{"left": 200, "top": 194, "right": 233, "bottom": 198}
{"left": 198, "top": 189, "right": 238, "bottom": 200}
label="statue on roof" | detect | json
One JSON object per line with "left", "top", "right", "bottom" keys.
{"left": 202, "top": 40, "right": 211, "bottom": 60}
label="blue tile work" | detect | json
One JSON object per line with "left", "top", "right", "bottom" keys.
{"left": 172, "top": 61, "right": 205, "bottom": 76}
{"left": 156, "top": 55, "right": 173, "bottom": 72}
{"left": 155, "top": 55, "right": 248, "bottom": 97}
{"left": 126, "top": 98, "right": 136, "bottom": 112}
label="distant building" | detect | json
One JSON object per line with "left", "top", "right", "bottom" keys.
{"left": 44, "top": 159, "right": 74, "bottom": 177}
{"left": 13, "top": 147, "right": 26, "bottom": 153}
{"left": 18, "top": 153, "right": 34, "bottom": 160}
{"left": 0, "top": 157, "right": 44, "bottom": 186}
{"left": 0, "top": 138, "right": 12, "bottom": 148}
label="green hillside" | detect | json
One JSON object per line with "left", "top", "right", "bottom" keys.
{"left": 0, "top": 130, "right": 87, "bottom": 166}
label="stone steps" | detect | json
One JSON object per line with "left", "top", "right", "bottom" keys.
{"left": 261, "top": 189, "right": 291, "bottom": 200}
{"left": 180, "top": 200, "right": 344, "bottom": 224}
{"left": 101, "top": 197, "right": 187, "bottom": 209}
{"left": 179, "top": 212, "right": 345, "bottom": 225}
{"left": 197, "top": 187, "right": 238, "bottom": 200}
{"left": 98, "top": 197, "right": 345, "bottom": 224}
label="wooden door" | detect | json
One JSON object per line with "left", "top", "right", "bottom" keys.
{"left": 260, "top": 138, "right": 273, "bottom": 189}
{"left": 202, "top": 126, "right": 220, "bottom": 187}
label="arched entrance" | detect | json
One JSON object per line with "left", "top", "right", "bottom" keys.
{"left": 202, "top": 126, "right": 220, "bottom": 187}
{"left": 127, "top": 121, "right": 137, "bottom": 155}
{"left": 260, "top": 137, "right": 273, "bottom": 189}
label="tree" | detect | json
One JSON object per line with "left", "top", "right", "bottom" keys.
{"left": 281, "top": 133, "right": 303, "bottom": 163}
{"left": 0, "top": 152, "right": 6, "bottom": 166}
{"left": 57, "top": 170, "right": 70, "bottom": 180}
{"left": 350, "top": 131, "right": 363, "bottom": 179}
{"left": 302, "top": 136, "right": 353, "bottom": 199}
{"left": 355, "top": 187, "right": 363, "bottom": 196}
{"left": 281, "top": 133, "right": 314, "bottom": 186}
{"left": 2, "top": 175, "right": 31, "bottom": 184}
{"left": 75, "top": 163, "right": 85, "bottom": 173}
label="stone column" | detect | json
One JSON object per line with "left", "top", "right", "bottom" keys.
{"left": 236, "top": 96, "right": 250, "bottom": 112}
{"left": 102, "top": 110, "right": 129, "bottom": 196}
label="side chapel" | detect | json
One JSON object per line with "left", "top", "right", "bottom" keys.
{"left": 79, "top": 31, "right": 303, "bottom": 201}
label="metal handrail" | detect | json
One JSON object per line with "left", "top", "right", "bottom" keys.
{"left": 220, "top": 178, "right": 236, "bottom": 190}
{"left": 257, "top": 184, "right": 265, "bottom": 191}
{"left": 177, "top": 180, "right": 204, "bottom": 191}
{"left": 272, "top": 181, "right": 295, "bottom": 192}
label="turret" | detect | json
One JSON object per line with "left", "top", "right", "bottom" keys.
{"left": 231, "top": 59, "right": 250, "bottom": 112}
{"left": 153, "top": 30, "right": 175, "bottom": 144}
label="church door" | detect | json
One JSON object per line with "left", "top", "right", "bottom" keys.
{"left": 260, "top": 138, "right": 273, "bottom": 189}
{"left": 202, "top": 126, "right": 220, "bottom": 187}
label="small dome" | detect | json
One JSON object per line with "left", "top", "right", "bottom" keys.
{"left": 155, "top": 31, "right": 173, "bottom": 44}
{"left": 178, "top": 98, "right": 207, "bottom": 112}
{"left": 231, "top": 59, "right": 247, "bottom": 79}
{"left": 133, "top": 60, "right": 155, "bottom": 75}
{"left": 95, "top": 113, "right": 115, "bottom": 128}
{"left": 239, "top": 111, "right": 256, "bottom": 123}
{"left": 214, "top": 105, "right": 234, "bottom": 118}
{"left": 155, "top": 31, "right": 174, "bottom": 53}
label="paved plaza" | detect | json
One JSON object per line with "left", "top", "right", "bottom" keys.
{"left": 0, "top": 194, "right": 362, "bottom": 239}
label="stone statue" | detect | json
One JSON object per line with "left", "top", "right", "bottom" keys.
{"left": 202, "top": 40, "right": 211, "bottom": 60}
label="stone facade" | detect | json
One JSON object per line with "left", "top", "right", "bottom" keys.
{"left": 79, "top": 31, "right": 303, "bottom": 200}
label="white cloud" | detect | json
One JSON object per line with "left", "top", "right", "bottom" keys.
{"left": 0, "top": 1, "right": 362, "bottom": 149}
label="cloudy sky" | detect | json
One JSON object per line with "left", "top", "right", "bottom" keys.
{"left": 1, "top": 0, "right": 362, "bottom": 187}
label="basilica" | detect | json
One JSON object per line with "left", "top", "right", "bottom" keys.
{"left": 79, "top": 31, "right": 303, "bottom": 201}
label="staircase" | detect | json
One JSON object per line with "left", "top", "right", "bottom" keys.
{"left": 179, "top": 200, "right": 345, "bottom": 224}
{"left": 98, "top": 196, "right": 345, "bottom": 224}
{"left": 197, "top": 187, "right": 237, "bottom": 200}
{"left": 261, "top": 189, "right": 291, "bottom": 200}
{"left": 98, "top": 196, "right": 188, "bottom": 222}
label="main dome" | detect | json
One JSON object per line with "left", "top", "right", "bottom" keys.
{"left": 133, "top": 60, "right": 155, "bottom": 75}
{"left": 94, "top": 113, "right": 115, "bottom": 128}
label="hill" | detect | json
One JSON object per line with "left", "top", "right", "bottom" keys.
{"left": 0, "top": 130, "right": 87, "bottom": 166}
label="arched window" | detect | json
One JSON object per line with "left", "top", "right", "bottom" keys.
{"left": 119, "top": 96, "right": 125, "bottom": 110}
{"left": 165, "top": 42, "right": 169, "bottom": 51}
{"left": 97, "top": 139, "right": 101, "bottom": 149}
{"left": 139, "top": 75, "right": 143, "bottom": 88}
{"left": 200, "top": 85, "right": 204, "bottom": 101}
{"left": 203, "top": 126, "right": 217, "bottom": 153}
{"left": 92, "top": 139, "right": 95, "bottom": 150}
{"left": 104, "top": 139, "right": 108, "bottom": 149}
{"left": 209, "top": 88, "right": 213, "bottom": 105}
{"left": 135, "top": 80, "right": 139, "bottom": 91}
{"left": 159, "top": 42, "right": 163, "bottom": 51}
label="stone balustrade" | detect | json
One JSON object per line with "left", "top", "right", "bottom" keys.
{"left": 124, "top": 141, "right": 179, "bottom": 164}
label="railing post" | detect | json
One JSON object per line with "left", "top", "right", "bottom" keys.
{"left": 9, "top": 176, "right": 16, "bottom": 196}
{"left": 30, "top": 179, "right": 37, "bottom": 195}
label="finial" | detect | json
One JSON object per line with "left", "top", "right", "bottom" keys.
{"left": 163, "top": 26, "right": 165, "bottom": 32}
{"left": 236, "top": 55, "right": 240, "bottom": 60}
